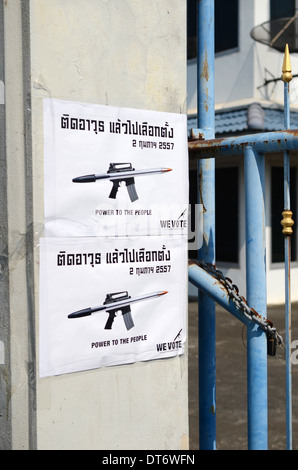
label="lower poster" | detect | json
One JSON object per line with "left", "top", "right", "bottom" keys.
{"left": 39, "top": 236, "right": 187, "bottom": 377}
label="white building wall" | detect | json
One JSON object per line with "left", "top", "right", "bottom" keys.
{"left": 188, "top": 0, "right": 298, "bottom": 112}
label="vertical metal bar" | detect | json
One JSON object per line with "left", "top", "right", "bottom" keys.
{"left": 197, "top": 0, "right": 216, "bottom": 450}
{"left": 284, "top": 226, "right": 292, "bottom": 451}
{"left": 281, "top": 44, "right": 293, "bottom": 450}
{"left": 0, "top": 0, "right": 12, "bottom": 450}
{"left": 244, "top": 146, "right": 268, "bottom": 450}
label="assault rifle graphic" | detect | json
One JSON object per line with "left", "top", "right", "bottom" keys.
{"left": 72, "top": 163, "right": 172, "bottom": 202}
{"left": 68, "top": 290, "right": 168, "bottom": 330}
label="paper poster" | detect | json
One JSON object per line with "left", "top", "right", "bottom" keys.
{"left": 39, "top": 236, "right": 187, "bottom": 377}
{"left": 43, "top": 98, "right": 189, "bottom": 237}
{"left": 40, "top": 99, "right": 188, "bottom": 377}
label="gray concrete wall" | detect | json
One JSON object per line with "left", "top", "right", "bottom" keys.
{"left": 3, "top": 0, "right": 188, "bottom": 450}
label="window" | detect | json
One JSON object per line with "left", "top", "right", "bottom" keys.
{"left": 215, "top": 167, "right": 239, "bottom": 263}
{"left": 187, "top": 0, "right": 239, "bottom": 60}
{"left": 270, "top": 0, "right": 295, "bottom": 21}
{"left": 187, "top": 0, "right": 197, "bottom": 60}
{"left": 270, "top": 0, "right": 296, "bottom": 49}
{"left": 188, "top": 166, "right": 239, "bottom": 263}
{"left": 271, "top": 167, "right": 297, "bottom": 263}
{"left": 215, "top": 0, "right": 238, "bottom": 54}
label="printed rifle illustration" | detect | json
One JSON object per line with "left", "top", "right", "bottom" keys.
{"left": 72, "top": 162, "right": 172, "bottom": 202}
{"left": 68, "top": 290, "right": 168, "bottom": 330}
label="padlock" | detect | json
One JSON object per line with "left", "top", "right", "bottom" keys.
{"left": 267, "top": 330, "right": 277, "bottom": 357}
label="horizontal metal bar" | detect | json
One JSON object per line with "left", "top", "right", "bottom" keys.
{"left": 188, "top": 260, "right": 252, "bottom": 327}
{"left": 188, "top": 129, "right": 298, "bottom": 158}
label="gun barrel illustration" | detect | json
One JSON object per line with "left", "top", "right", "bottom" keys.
{"left": 68, "top": 290, "right": 168, "bottom": 330}
{"left": 72, "top": 163, "right": 172, "bottom": 202}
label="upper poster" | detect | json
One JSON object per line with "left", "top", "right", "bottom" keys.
{"left": 43, "top": 98, "right": 189, "bottom": 237}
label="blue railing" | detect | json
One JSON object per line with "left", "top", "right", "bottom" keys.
{"left": 188, "top": 0, "right": 297, "bottom": 450}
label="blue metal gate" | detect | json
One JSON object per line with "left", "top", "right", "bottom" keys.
{"left": 188, "top": 0, "right": 297, "bottom": 450}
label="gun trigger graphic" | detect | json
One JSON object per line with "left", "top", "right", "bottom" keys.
{"left": 104, "top": 310, "right": 117, "bottom": 330}
{"left": 109, "top": 180, "right": 120, "bottom": 199}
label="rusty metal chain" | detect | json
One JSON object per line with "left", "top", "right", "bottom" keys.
{"left": 196, "top": 260, "right": 283, "bottom": 356}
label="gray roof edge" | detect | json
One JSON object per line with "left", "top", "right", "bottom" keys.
{"left": 188, "top": 103, "right": 298, "bottom": 135}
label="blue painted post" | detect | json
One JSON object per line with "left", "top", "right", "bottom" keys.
{"left": 244, "top": 146, "right": 268, "bottom": 450}
{"left": 197, "top": 0, "right": 216, "bottom": 450}
{"left": 281, "top": 44, "right": 293, "bottom": 451}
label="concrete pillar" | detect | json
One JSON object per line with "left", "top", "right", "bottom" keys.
{"left": 2, "top": 0, "right": 188, "bottom": 450}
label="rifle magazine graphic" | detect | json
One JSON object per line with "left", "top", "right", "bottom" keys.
{"left": 125, "top": 179, "right": 138, "bottom": 203}
{"left": 72, "top": 162, "right": 172, "bottom": 202}
{"left": 122, "top": 307, "right": 134, "bottom": 330}
{"left": 68, "top": 290, "right": 167, "bottom": 330}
